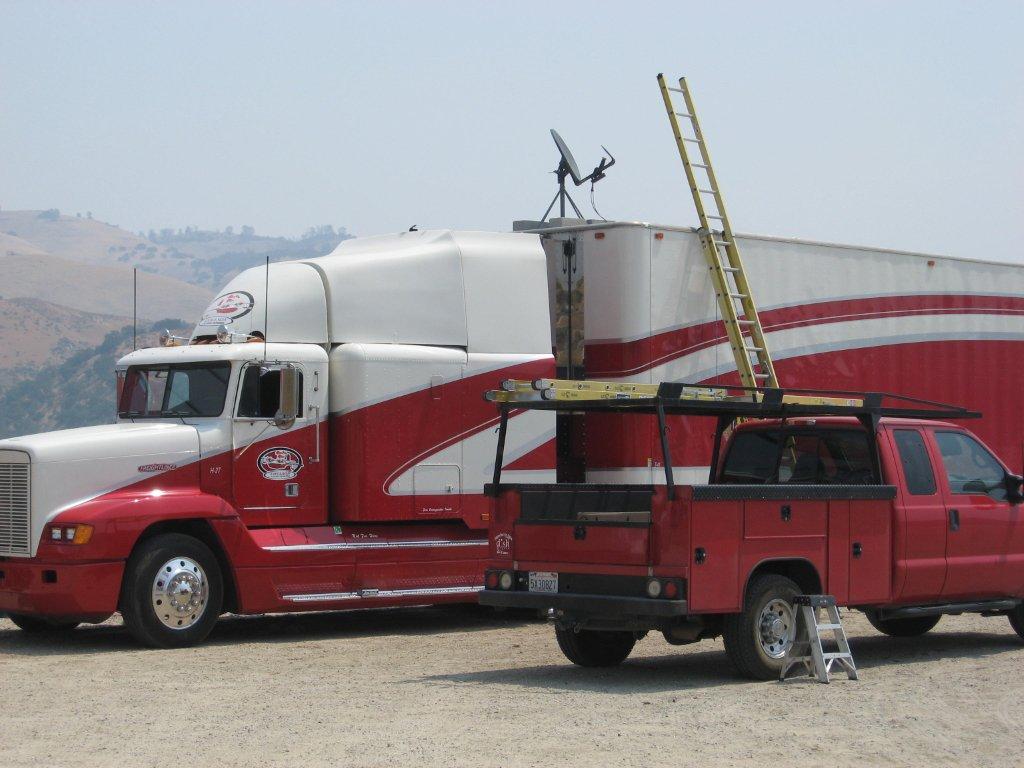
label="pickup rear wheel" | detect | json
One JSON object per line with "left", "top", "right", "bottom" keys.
{"left": 555, "top": 627, "right": 636, "bottom": 667}
{"left": 120, "top": 533, "right": 223, "bottom": 648}
{"left": 722, "top": 574, "right": 800, "bottom": 680}
{"left": 1008, "top": 604, "right": 1024, "bottom": 639}
{"left": 7, "top": 614, "right": 81, "bottom": 633}
{"left": 865, "top": 611, "right": 940, "bottom": 637}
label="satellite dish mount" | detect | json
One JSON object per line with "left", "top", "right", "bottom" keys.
{"left": 541, "top": 129, "right": 615, "bottom": 222}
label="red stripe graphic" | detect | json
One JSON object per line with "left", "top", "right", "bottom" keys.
{"left": 586, "top": 294, "right": 1024, "bottom": 378}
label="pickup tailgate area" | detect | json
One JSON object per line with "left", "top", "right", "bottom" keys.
{"left": 511, "top": 486, "right": 652, "bottom": 566}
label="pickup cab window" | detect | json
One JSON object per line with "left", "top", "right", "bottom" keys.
{"left": 721, "top": 429, "right": 876, "bottom": 485}
{"left": 893, "top": 429, "right": 937, "bottom": 495}
{"left": 935, "top": 431, "right": 1007, "bottom": 500}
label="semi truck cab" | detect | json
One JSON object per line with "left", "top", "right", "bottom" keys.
{"left": 0, "top": 230, "right": 556, "bottom": 646}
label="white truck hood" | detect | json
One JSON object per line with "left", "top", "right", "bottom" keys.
{"left": 0, "top": 423, "right": 200, "bottom": 557}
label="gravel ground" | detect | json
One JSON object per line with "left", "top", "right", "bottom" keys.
{"left": 0, "top": 607, "right": 1021, "bottom": 767}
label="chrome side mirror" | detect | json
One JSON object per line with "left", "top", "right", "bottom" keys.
{"left": 274, "top": 366, "right": 300, "bottom": 427}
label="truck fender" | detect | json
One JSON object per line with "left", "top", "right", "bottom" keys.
{"left": 742, "top": 558, "right": 822, "bottom": 600}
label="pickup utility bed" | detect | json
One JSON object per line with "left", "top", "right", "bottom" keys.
{"left": 480, "top": 383, "right": 1024, "bottom": 679}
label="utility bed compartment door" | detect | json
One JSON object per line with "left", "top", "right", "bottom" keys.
{"left": 847, "top": 498, "right": 893, "bottom": 604}
{"left": 513, "top": 522, "right": 650, "bottom": 566}
{"left": 688, "top": 501, "right": 743, "bottom": 612}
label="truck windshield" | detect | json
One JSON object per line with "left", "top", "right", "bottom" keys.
{"left": 118, "top": 362, "right": 231, "bottom": 418}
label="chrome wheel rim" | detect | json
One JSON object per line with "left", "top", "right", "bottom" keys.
{"left": 152, "top": 556, "right": 208, "bottom": 630}
{"left": 757, "top": 598, "right": 795, "bottom": 659}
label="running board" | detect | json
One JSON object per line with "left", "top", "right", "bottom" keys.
{"left": 282, "top": 585, "right": 483, "bottom": 603}
{"left": 264, "top": 538, "right": 487, "bottom": 553}
{"left": 877, "top": 598, "right": 1020, "bottom": 620}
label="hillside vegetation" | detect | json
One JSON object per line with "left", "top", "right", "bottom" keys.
{"left": 0, "top": 209, "right": 352, "bottom": 436}
{"left": 0, "top": 321, "right": 189, "bottom": 439}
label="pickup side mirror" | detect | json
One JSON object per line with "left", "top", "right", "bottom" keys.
{"left": 1005, "top": 473, "right": 1024, "bottom": 505}
{"left": 274, "top": 366, "right": 300, "bottom": 427}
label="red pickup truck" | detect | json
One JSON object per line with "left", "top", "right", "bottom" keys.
{"left": 480, "top": 384, "right": 1024, "bottom": 679}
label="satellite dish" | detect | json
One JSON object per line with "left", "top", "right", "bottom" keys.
{"left": 551, "top": 129, "right": 584, "bottom": 186}
{"left": 540, "top": 130, "right": 617, "bottom": 221}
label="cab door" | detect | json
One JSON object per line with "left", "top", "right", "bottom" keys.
{"left": 930, "top": 429, "right": 1014, "bottom": 599}
{"left": 232, "top": 361, "right": 327, "bottom": 527}
{"left": 888, "top": 428, "right": 948, "bottom": 601}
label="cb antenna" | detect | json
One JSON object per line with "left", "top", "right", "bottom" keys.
{"left": 132, "top": 267, "right": 138, "bottom": 351}
{"left": 540, "top": 129, "right": 616, "bottom": 222}
{"left": 263, "top": 255, "right": 269, "bottom": 362}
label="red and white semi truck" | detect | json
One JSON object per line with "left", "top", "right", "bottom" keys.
{"left": 1, "top": 220, "right": 1022, "bottom": 647}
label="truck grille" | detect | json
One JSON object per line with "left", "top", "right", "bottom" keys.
{"left": 0, "top": 463, "right": 31, "bottom": 555}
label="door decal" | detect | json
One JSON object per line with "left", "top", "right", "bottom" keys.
{"left": 257, "top": 447, "right": 304, "bottom": 480}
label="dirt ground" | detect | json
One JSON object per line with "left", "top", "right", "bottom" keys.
{"left": 0, "top": 607, "right": 1021, "bottom": 768}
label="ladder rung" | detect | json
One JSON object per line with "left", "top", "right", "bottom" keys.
{"left": 753, "top": 373, "right": 771, "bottom": 379}
{"left": 816, "top": 624, "right": 843, "bottom": 630}
{"left": 698, "top": 188, "right": 718, "bottom": 195}
{"left": 728, "top": 293, "right": 747, "bottom": 299}
{"left": 692, "top": 163, "right": 709, "bottom": 169}
{"left": 682, "top": 137, "right": 702, "bottom": 144}
{"left": 744, "top": 346, "right": 763, "bottom": 353}
{"left": 822, "top": 652, "right": 853, "bottom": 660}
{"left": 667, "top": 86, "right": 686, "bottom": 94}
{"left": 706, "top": 214, "right": 724, "bottom": 220}
{"left": 712, "top": 239, "right": 731, "bottom": 246}
{"left": 737, "top": 319, "right": 755, "bottom": 325}
{"left": 674, "top": 111, "right": 694, "bottom": 120}
{"left": 721, "top": 267, "right": 740, "bottom": 273}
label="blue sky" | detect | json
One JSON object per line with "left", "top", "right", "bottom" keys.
{"left": 2, "top": 1, "right": 1021, "bottom": 260}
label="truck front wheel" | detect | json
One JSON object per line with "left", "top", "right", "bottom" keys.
{"left": 555, "top": 627, "right": 636, "bottom": 667}
{"left": 120, "top": 533, "right": 223, "bottom": 648}
{"left": 7, "top": 614, "right": 80, "bottom": 633}
{"left": 865, "top": 611, "right": 940, "bottom": 637}
{"left": 722, "top": 574, "right": 800, "bottom": 680}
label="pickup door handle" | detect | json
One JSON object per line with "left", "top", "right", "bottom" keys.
{"left": 949, "top": 509, "right": 960, "bottom": 532}
{"left": 694, "top": 547, "right": 707, "bottom": 565}
{"left": 852, "top": 542, "right": 863, "bottom": 559}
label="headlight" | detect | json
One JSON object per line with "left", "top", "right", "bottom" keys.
{"left": 47, "top": 524, "right": 94, "bottom": 545}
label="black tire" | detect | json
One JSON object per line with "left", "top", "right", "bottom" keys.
{"left": 722, "top": 574, "right": 800, "bottom": 680}
{"left": 120, "top": 533, "right": 223, "bottom": 648}
{"left": 1008, "top": 604, "right": 1024, "bottom": 639}
{"left": 865, "top": 611, "right": 941, "bottom": 637}
{"left": 7, "top": 614, "right": 80, "bottom": 633}
{"left": 555, "top": 627, "right": 636, "bottom": 667}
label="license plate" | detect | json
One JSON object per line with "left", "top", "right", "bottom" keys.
{"left": 528, "top": 571, "right": 558, "bottom": 593}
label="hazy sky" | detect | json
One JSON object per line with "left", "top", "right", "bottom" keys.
{"left": 2, "top": 1, "right": 1021, "bottom": 260}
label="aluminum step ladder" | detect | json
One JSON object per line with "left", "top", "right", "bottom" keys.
{"left": 780, "top": 594, "right": 858, "bottom": 683}
{"left": 657, "top": 73, "right": 778, "bottom": 390}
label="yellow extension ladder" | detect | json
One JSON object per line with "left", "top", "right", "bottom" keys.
{"left": 657, "top": 73, "right": 778, "bottom": 390}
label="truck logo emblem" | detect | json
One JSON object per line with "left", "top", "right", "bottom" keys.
{"left": 138, "top": 463, "right": 176, "bottom": 473}
{"left": 257, "top": 447, "right": 303, "bottom": 480}
{"left": 495, "top": 532, "right": 513, "bottom": 556}
{"left": 199, "top": 291, "right": 255, "bottom": 326}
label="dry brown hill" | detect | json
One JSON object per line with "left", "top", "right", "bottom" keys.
{"left": 0, "top": 297, "right": 134, "bottom": 370}
{"left": 0, "top": 232, "right": 211, "bottom": 320}
{"left": 0, "top": 210, "right": 159, "bottom": 266}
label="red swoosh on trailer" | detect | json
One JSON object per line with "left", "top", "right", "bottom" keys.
{"left": 585, "top": 293, "right": 1024, "bottom": 378}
